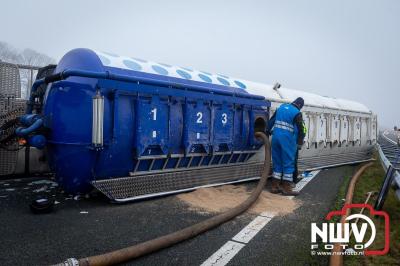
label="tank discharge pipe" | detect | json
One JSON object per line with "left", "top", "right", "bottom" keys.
{"left": 92, "top": 91, "right": 104, "bottom": 147}
{"left": 60, "top": 132, "right": 270, "bottom": 266}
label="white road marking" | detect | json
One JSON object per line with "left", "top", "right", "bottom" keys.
{"left": 200, "top": 241, "right": 245, "bottom": 266}
{"left": 259, "top": 211, "right": 276, "bottom": 218}
{"left": 232, "top": 216, "right": 272, "bottom": 244}
{"left": 293, "top": 170, "right": 320, "bottom": 192}
{"left": 383, "top": 131, "right": 397, "bottom": 145}
{"left": 200, "top": 169, "right": 321, "bottom": 266}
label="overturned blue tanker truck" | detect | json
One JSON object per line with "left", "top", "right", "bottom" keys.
{"left": 12, "top": 48, "right": 376, "bottom": 201}
{"left": 16, "top": 48, "right": 270, "bottom": 201}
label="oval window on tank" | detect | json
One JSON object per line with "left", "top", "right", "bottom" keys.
{"left": 198, "top": 73, "right": 212, "bottom": 83}
{"left": 201, "top": 71, "right": 212, "bottom": 76}
{"left": 133, "top": 57, "right": 147, "bottom": 63}
{"left": 182, "top": 67, "right": 193, "bottom": 72}
{"left": 98, "top": 54, "right": 111, "bottom": 65}
{"left": 176, "top": 69, "right": 192, "bottom": 79}
{"left": 152, "top": 65, "right": 169, "bottom": 75}
{"left": 217, "top": 77, "right": 230, "bottom": 86}
{"left": 234, "top": 80, "right": 247, "bottom": 89}
{"left": 123, "top": 59, "right": 142, "bottom": 71}
{"left": 102, "top": 51, "right": 119, "bottom": 57}
{"left": 254, "top": 117, "right": 266, "bottom": 133}
{"left": 159, "top": 63, "right": 172, "bottom": 68}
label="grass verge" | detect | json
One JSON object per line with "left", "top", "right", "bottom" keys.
{"left": 339, "top": 157, "right": 399, "bottom": 265}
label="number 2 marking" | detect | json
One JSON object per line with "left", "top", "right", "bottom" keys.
{"left": 196, "top": 112, "right": 203, "bottom": 123}
{"left": 222, "top": 113, "right": 227, "bottom": 124}
{"left": 151, "top": 108, "right": 157, "bottom": 120}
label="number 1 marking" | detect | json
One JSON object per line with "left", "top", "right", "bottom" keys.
{"left": 151, "top": 108, "right": 157, "bottom": 120}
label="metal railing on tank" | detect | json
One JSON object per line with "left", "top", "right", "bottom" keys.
{"left": 0, "top": 61, "right": 41, "bottom": 176}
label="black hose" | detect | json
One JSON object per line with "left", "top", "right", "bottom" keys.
{"left": 374, "top": 165, "right": 396, "bottom": 211}
{"left": 44, "top": 72, "right": 63, "bottom": 84}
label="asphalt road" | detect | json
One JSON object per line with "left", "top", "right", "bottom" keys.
{"left": 0, "top": 165, "right": 356, "bottom": 266}
{"left": 387, "top": 132, "right": 397, "bottom": 142}
{"left": 383, "top": 130, "right": 400, "bottom": 144}
{"left": 380, "top": 131, "right": 400, "bottom": 170}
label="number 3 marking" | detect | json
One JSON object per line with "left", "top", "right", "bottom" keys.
{"left": 222, "top": 113, "right": 227, "bottom": 124}
{"left": 196, "top": 112, "right": 203, "bottom": 123}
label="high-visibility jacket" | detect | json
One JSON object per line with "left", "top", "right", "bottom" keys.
{"left": 268, "top": 103, "right": 304, "bottom": 179}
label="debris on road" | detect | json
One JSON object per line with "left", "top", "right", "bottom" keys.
{"left": 30, "top": 197, "right": 55, "bottom": 214}
{"left": 28, "top": 180, "right": 58, "bottom": 187}
{"left": 177, "top": 185, "right": 299, "bottom": 215}
{"left": 33, "top": 185, "right": 48, "bottom": 193}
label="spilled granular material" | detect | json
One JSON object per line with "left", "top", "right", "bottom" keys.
{"left": 176, "top": 185, "right": 299, "bottom": 216}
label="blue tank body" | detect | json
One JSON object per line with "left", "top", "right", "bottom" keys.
{"left": 40, "top": 48, "right": 270, "bottom": 194}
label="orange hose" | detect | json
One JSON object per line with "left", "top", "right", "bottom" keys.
{"left": 329, "top": 162, "right": 373, "bottom": 266}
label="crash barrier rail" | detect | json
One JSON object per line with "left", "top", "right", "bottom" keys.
{"left": 377, "top": 132, "right": 400, "bottom": 202}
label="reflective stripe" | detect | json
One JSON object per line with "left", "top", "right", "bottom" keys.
{"left": 282, "top": 174, "right": 293, "bottom": 181}
{"left": 275, "top": 124, "right": 294, "bottom": 132}
{"left": 302, "top": 121, "right": 307, "bottom": 134}
{"left": 276, "top": 120, "right": 294, "bottom": 130}
{"left": 272, "top": 172, "right": 282, "bottom": 179}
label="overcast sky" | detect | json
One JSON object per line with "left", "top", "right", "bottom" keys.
{"left": 1, "top": 0, "right": 399, "bottom": 128}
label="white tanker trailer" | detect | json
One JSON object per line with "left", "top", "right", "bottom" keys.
{"left": 246, "top": 82, "right": 376, "bottom": 170}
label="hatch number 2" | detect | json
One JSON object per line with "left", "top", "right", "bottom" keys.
{"left": 196, "top": 112, "right": 228, "bottom": 125}
{"left": 196, "top": 112, "right": 203, "bottom": 123}
{"left": 195, "top": 112, "right": 228, "bottom": 124}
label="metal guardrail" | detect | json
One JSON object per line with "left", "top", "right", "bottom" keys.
{"left": 377, "top": 131, "right": 400, "bottom": 200}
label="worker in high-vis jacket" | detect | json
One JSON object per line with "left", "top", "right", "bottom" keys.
{"left": 267, "top": 97, "right": 306, "bottom": 196}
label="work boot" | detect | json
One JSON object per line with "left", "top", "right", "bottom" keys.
{"left": 281, "top": 181, "right": 299, "bottom": 196}
{"left": 270, "top": 178, "right": 281, "bottom": 194}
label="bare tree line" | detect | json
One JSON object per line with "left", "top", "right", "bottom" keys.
{"left": 0, "top": 41, "right": 55, "bottom": 66}
{"left": 0, "top": 41, "right": 56, "bottom": 99}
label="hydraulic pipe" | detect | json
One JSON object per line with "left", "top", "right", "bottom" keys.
{"left": 15, "top": 118, "right": 43, "bottom": 136}
{"left": 329, "top": 162, "right": 373, "bottom": 266}
{"left": 71, "top": 132, "right": 270, "bottom": 266}
{"left": 27, "top": 69, "right": 265, "bottom": 113}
